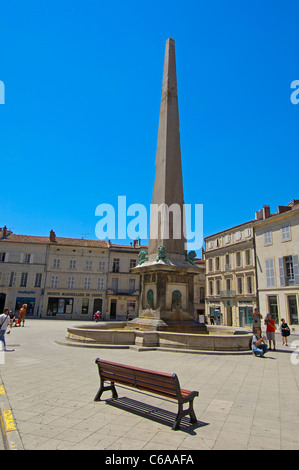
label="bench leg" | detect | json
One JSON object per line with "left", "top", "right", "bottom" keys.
{"left": 172, "top": 399, "right": 197, "bottom": 430}
{"left": 172, "top": 403, "right": 184, "bottom": 430}
{"left": 94, "top": 382, "right": 118, "bottom": 401}
{"left": 189, "top": 398, "right": 197, "bottom": 424}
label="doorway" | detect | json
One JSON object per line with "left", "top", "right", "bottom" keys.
{"left": 110, "top": 299, "right": 117, "bottom": 319}
{"left": 0, "top": 293, "right": 6, "bottom": 313}
{"left": 93, "top": 298, "right": 103, "bottom": 315}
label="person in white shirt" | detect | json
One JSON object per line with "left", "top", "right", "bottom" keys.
{"left": 0, "top": 308, "right": 12, "bottom": 351}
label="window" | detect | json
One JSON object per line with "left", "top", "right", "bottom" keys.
{"left": 35, "top": 273, "right": 42, "bottom": 287}
{"left": 129, "top": 278, "right": 136, "bottom": 292}
{"left": 51, "top": 275, "right": 58, "bottom": 289}
{"left": 99, "top": 260, "right": 106, "bottom": 270}
{"left": 245, "top": 249, "right": 251, "bottom": 265}
{"left": 288, "top": 296, "right": 298, "bottom": 325}
{"left": 111, "top": 278, "right": 118, "bottom": 292}
{"left": 84, "top": 277, "right": 91, "bottom": 290}
{"left": 247, "top": 276, "right": 253, "bottom": 294}
{"left": 237, "top": 277, "right": 243, "bottom": 294}
{"left": 24, "top": 254, "right": 31, "bottom": 263}
{"left": 225, "top": 235, "right": 231, "bottom": 244}
{"left": 215, "top": 257, "right": 220, "bottom": 270}
{"left": 53, "top": 258, "right": 60, "bottom": 268}
{"left": 279, "top": 255, "right": 299, "bottom": 287}
{"left": 68, "top": 276, "right": 74, "bottom": 289}
{"left": 9, "top": 272, "right": 16, "bottom": 287}
{"left": 112, "top": 259, "right": 120, "bottom": 273}
{"left": 69, "top": 259, "right": 76, "bottom": 269}
{"left": 282, "top": 225, "right": 291, "bottom": 241}
{"left": 98, "top": 277, "right": 104, "bottom": 290}
{"left": 216, "top": 280, "right": 220, "bottom": 295}
{"left": 209, "top": 280, "right": 213, "bottom": 295}
{"left": 86, "top": 260, "right": 92, "bottom": 270}
{"left": 20, "top": 272, "right": 28, "bottom": 287}
{"left": 235, "top": 231, "right": 242, "bottom": 241}
{"left": 226, "top": 278, "right": 231, "bottom": 291}
{"left": 264, "top": 230, "right": 272, "bottom": 245}
{"left": 266, "top": 259, "right": 275, "bottom": 287}
{"left": 225, "top": 254, "right": 230, "bottom": 270}
{"left": 130, "top": 259, "right": 136, "bottom": 269}
{"left": 208, "top": 259, "right": 213, "bottom": 272}
{"left": 236, "top": 252, "right": 242, "bottom": 267}
{"left": 244, "top": 228, "right": 251, "bottom": 238}
{"left": 0, "top": 253, "right": 6, "bottom": 262}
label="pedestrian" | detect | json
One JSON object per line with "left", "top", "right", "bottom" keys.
{"left": 265, "top": 313, "right": 276, "bottom": 350}
{"left": 252, "top": 327, "right": 268, "bottom": 357}
{"left": 252, "top": 307, "right": 263, "bottom": 334}
{"left": 0, "top": 308, "right": 13, "bottom": 351}
{"left": 8, "top": 309, "right": 15, "bottom": 329}
{"left": 280, "top": 318, "right": 290, "bottom": 346}
{"left": 210, "top": 315, "right": 215, "bottom": 325}
{"left": 17, "top": 303, "right": 27, "bottom": 327}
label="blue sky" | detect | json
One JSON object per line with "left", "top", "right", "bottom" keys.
{"left": 1, "top": 0, "right": 299, "bottom": 255}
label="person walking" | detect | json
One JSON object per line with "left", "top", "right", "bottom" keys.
{"left": 252, "top": 307, "right": 263, "bottom": 334}
{"left": 0, "top": 308, "right": 13, "bottom": 351}
{"left": 17, "top": 303, "right": 27, "bottom": 327}
{"left": 265, "top": 313, "right": 276, "bottom": 350}
{"left": 252, "top": 327, "right": 268, "bottom": 357}
{"left": 280, "top": 318, "right": 290, "bottom": 346}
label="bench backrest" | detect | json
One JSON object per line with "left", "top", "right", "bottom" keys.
{"left": 95, "top": 358, "right": 181, "bottom": 400}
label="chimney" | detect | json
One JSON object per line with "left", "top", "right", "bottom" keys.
{"left": 263, "top": 205, "right": 270, "bottom": 219}
{"left": 2, "top": 226, "right": 7, "bottom": 238}
{"left": 49, "top": 230, "right": 56, "bottom": 243}
{"left": 255, "top": 210, "right": 263, "bottom": 220}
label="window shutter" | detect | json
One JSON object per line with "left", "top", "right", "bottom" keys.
{"left": 278, "top": 257, "right": 285, "bottom": 287}
{"left": 293, "top": 255, "right": 299, "bottom": 285}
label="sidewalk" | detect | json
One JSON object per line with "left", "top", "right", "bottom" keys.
{"left": 1, "top": 320, "right": 299, "bottom": 450}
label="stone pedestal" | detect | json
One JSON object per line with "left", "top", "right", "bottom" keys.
{"left": 129, "top": 260, "right": 207, "bottom": 333}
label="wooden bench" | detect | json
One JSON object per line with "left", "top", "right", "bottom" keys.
{"left": 94, "top": 358, "right": 199, "bottom": 430}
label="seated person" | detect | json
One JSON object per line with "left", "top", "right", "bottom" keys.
{"left": 252, "top": 327, "right": 268, "bottom": 357}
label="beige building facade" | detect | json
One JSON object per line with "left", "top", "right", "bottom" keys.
{"left": 204, "top": 221, "right": 257, "bottom": 327}
{"left": 254, "top": 201, "right": 299, "bottom": 327}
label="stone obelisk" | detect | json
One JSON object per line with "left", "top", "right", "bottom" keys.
{"left": 130, "top": 38, "right": 205, "bottom": 333}
{"left": 148, "top": 37, "right": 186, "bottom": 263}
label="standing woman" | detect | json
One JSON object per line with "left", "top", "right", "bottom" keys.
{"left": 18, "top": 304, "right": 27, "bottom": 327}
{"left": 280, "top": 318, "right": 290, "bottom": 346}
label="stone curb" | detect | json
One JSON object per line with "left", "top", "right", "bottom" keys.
{"left": 0, "top": 384, "right": 24, "bottom": 450}
{"left": 55, "top": 340, "right": 253, "bottom": 355}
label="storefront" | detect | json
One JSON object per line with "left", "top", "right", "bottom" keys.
{"left": 45, "top": 291, "right": 105, "bottom": 319}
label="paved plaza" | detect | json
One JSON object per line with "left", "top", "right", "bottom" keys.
{"left": 1, "top": 319, "right": 299, "bottom": 451}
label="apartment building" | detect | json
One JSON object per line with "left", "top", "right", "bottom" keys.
{"left": 0, "top": 227, "right": 48, "bottom": 317}
{"left": 0, "top": 227, "right": 109, "bottom": 319}
{"left": 254, "top": 201, "right": 299, "bottom": 326}
{"left": 204, "top": 221, "right": 257, "bottom": 327}
{"left": 44, "top": 231, "right": 109, "bottom": 319}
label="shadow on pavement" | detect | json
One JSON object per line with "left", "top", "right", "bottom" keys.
{"left": 104, "top": 396, "right": 209, "bottom": 434}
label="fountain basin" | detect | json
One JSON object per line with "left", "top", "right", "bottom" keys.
{"left": 65, "top": 322, "right": 252, "bottom": 352}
